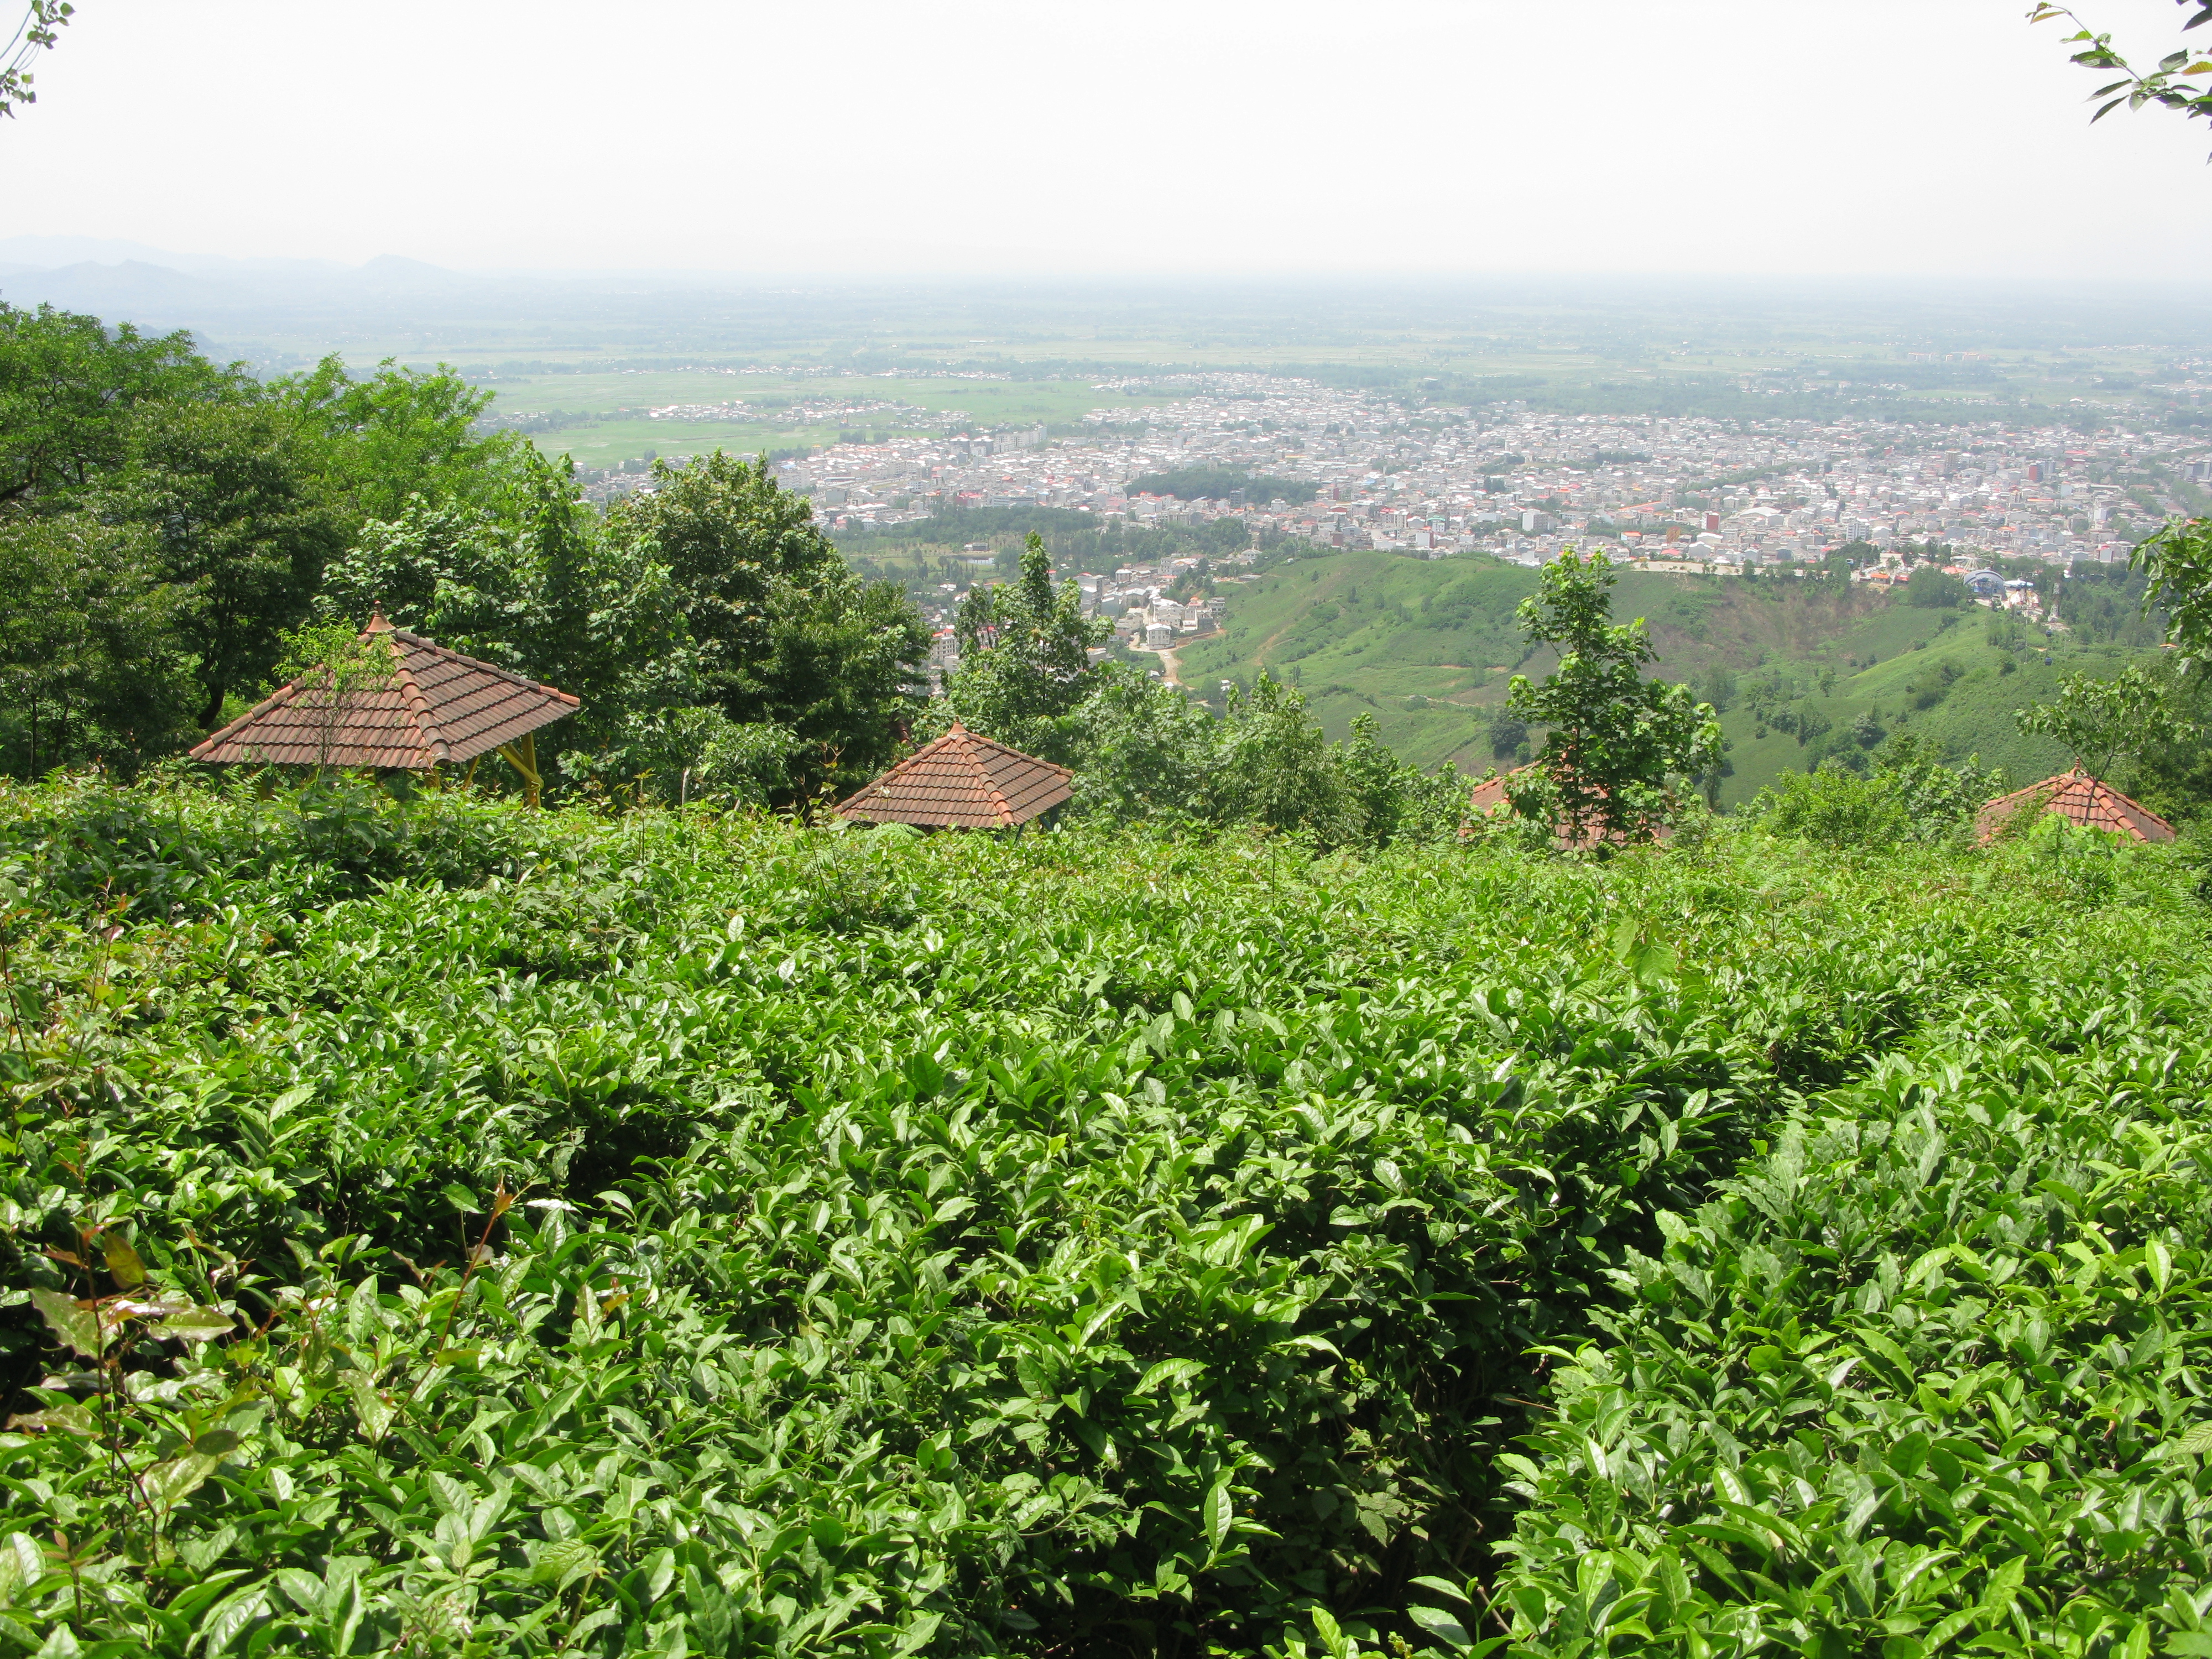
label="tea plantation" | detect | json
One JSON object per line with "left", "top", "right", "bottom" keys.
{"left": 0, "top": 778, "right": 2205, "bottom": 1658}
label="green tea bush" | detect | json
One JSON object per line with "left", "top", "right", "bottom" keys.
{"left": 1473, "top": 856, "right": 2212, "bottom": 1659}
{"left": 0, "top": 779, "right": 2199, "bottom": 1656}
{"left": 1742, "top": 741, "right": 2004, "bottom": 851}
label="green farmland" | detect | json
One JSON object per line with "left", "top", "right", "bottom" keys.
{"left": 464, "top": 372, "right": 1188, "bottom": 469}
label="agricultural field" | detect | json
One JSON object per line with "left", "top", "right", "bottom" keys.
{"left": 255, "top": 282, "right": 2207, "bottom": 425}
{"left": 0, "top": 776, "right": 2205, "bottom": 1657}
{"left": 1178, "top": 551, "right": 2158, "bottom": 802}
{"left": 458, "top": 372, "right": 1176, "bottom": 471}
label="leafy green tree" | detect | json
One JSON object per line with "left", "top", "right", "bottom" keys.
{"left": 2013, "top": 517, "right": 2212, "bottom": 820}
{"left": 1, "top": 302, "right": 232, "bottom": 510}
{"left": 261, "top": 618, "right": 400, "bottom": 776}
{"left": 118, "top": 397, "right": 345, "bottom": 728}
{"left": 1903, "top": 566, "right": 1969, "bottom": 608}
{"left": 2017, "top": 660, "right": 2186, "bottom": 776}
{"left": 1505, "top": 549, "right": 1721, "bottom": 846}
{"left": 0, "top": 514, "right": 191, "bottom": 775}
{"left": 2018, "top": 654, "right": 2212, "bottom": 822}
{"left": 608, "top": 450, "right": 843, "bottom": 707}
{"left": 749, "top": 570, "right": 929, "bottom": 789}
{"left": 324, "top": 456, "right": 697, "bottom": 793}
{"left": 1696, "top": 664, "right": 1737, "bottom": 712}
{"left": 280, "top": 354, "right": 520, "bottom": 524}
{"left": 1204, "top": 671, "right": 1359, "bottom": 844}
{"left": 1338, "top": 713, "right": 1465, "bottom": 845}
{"left": 945, "top": 531, "right": 1109, "bottom": 758}
{"left": 611, "top": 451, "right": 927, "bottom": 790}
{"left": 2134, "top": 514, "right": 2212, "bottom": 665}
{"left": 562, "top": 705, "right": 802, "bottom": 808}
{"left": 1744, "top": 736, "right": 2003, "bottom": 848}
{"left": 2032, "top": 0, "right": 2212, "bottom": 133}
{"left": 315, "top": 495, "right": 518, "bottom": 648}
{"left": 1063, "top": 664, "right": 1218, "bottom": 823}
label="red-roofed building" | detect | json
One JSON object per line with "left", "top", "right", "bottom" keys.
{"left": 1975, "top": 769, "right": 2176, "bottom": 845}
{"left": 836, "top": 722, "right": 1072, "bottom": 830}
{"left": 190, "top": 614, "right": 578, "bottom": 802}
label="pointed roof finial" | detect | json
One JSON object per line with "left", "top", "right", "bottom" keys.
{"left": 365, "top": 608, "right": 393, "bottom": 634}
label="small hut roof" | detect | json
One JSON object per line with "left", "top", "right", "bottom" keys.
{"left": 1465, "top": 764, "right": 1530, "bottom": 819}
{"left": 836, "top": 722, "right": 1072, "bottom": 830}
{"left": 1463, "top": 761, "right": 1667, "bottom": 851}
{"left": 190, "top": 615, "right": 579, "bottom": 769}
{"left": 1975, "top": 768, "right": 2176, "bottom": 845}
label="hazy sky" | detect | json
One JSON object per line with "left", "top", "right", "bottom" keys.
{"left": 6, "top": 0, "right": 2208, "bottom": 279}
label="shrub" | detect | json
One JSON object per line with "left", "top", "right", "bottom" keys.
{"left": 1744, "top": 738, "right": 2002, "bottom": 849}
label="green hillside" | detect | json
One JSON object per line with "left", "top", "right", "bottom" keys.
{"left": 1183, "top": 550, "right": 2157, "bottom": 803}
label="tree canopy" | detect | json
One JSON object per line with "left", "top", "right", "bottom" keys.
{"left": 0, "top": 302, "right": 928, "bottom": 802}
{"left": 1505, "top": 548, "right": 1721, "bottom": 847}
{"left": 943, "top": 532, "right": 1108, "bottom": 759}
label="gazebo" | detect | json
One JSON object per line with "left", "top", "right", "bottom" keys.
{"left": 190, "top": 614, "right": 580, "bottom": 805}
{"left": 836, "top": 721, "right": 1072, "bottom": 830}
{"left": 1975, "top": 769, "right": 2176, "bottom": 845}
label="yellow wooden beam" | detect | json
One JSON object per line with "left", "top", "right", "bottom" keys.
{"left": 496, "top": 731, "right": 541, "bottom": 808}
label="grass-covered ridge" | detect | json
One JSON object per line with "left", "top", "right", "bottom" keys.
{"left": 0, "top": 779, "right": 2204, "bottom": 1657}
{"left": 1180, "top": 550, "right": 2188, "bottom": 808}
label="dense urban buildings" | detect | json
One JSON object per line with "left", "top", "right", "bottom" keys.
{"left": 733, "top": 373, "right": 2204, "bottom": 575}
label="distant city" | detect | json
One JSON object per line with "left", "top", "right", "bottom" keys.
{"left": 664, "top": 373, "right": 2212, "bottom": 580}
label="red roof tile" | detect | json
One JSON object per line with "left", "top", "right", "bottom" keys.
{"left": 836, "top": 722, "right": 1072, "bottom": 830}
{"left": 1976, "top": 769, "right": 2176, "bottom": 845}
{"left": 190, "top": 615, "right": 580, "bottom": 769}
{"left": 1463, "top": 761, "right": 1667, "bottom": 850}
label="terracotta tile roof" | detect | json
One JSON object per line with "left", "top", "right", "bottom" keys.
{"left": 1462, "top": 761, "right": 1667, "bottom": 851}
{"left": 836, "top": 722, "right": 1073, "bottom": 830}
{"left": 1465, "top": 764, "right": 1528, "bottom": 820}
{"left": 1976, "top": 768, "right": 2177, "bottom": 845}
{"left": 191, "top": 615, "right": 580, "bottom": 769}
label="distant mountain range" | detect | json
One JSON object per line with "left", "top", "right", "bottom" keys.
{"left": 0, "top": 239, "right": 1126, "bottom": 364}
{"left": 12, "top": 237, "right": 2212, "bottom": 374}
{"left": 0, "top": 240, "right": 848, "bottom": 363}
{"left": 0, "top": 239, "right": 539, "bottom": 324}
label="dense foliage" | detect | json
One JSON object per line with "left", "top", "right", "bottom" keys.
{"left": 1478, "top": 820, "right": 2212, "bottom": 1659}
{"left": 2007, "top": 525, "right": 2212, "bottom": 825}
{"left": 942, "top": 535, "right": 1110, "bottom": 760}
{"left": 0, "top": 774, "right": 2200, "bottom": 1657}
{"left": 934, "top": 538, "right": 1464, "bottom": 848}
{"left": 1741, "top": 736, "right": 2006, "bottom": 849}
{"left": 1504, "top": 552, "right": 1721, "bottom": 845}
{"left": 0, "top": 306, "right": 927, "bottom": 803}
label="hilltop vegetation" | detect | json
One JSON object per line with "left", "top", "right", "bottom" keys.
{"left": 1178, "top": 550, "right": 2171, "bottom": 807}
{"left": 0, "top": 775, "right": 2205, "bottom": 1658}
{"left": 0, "top": 302, "right": 935, "bottom": 804}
